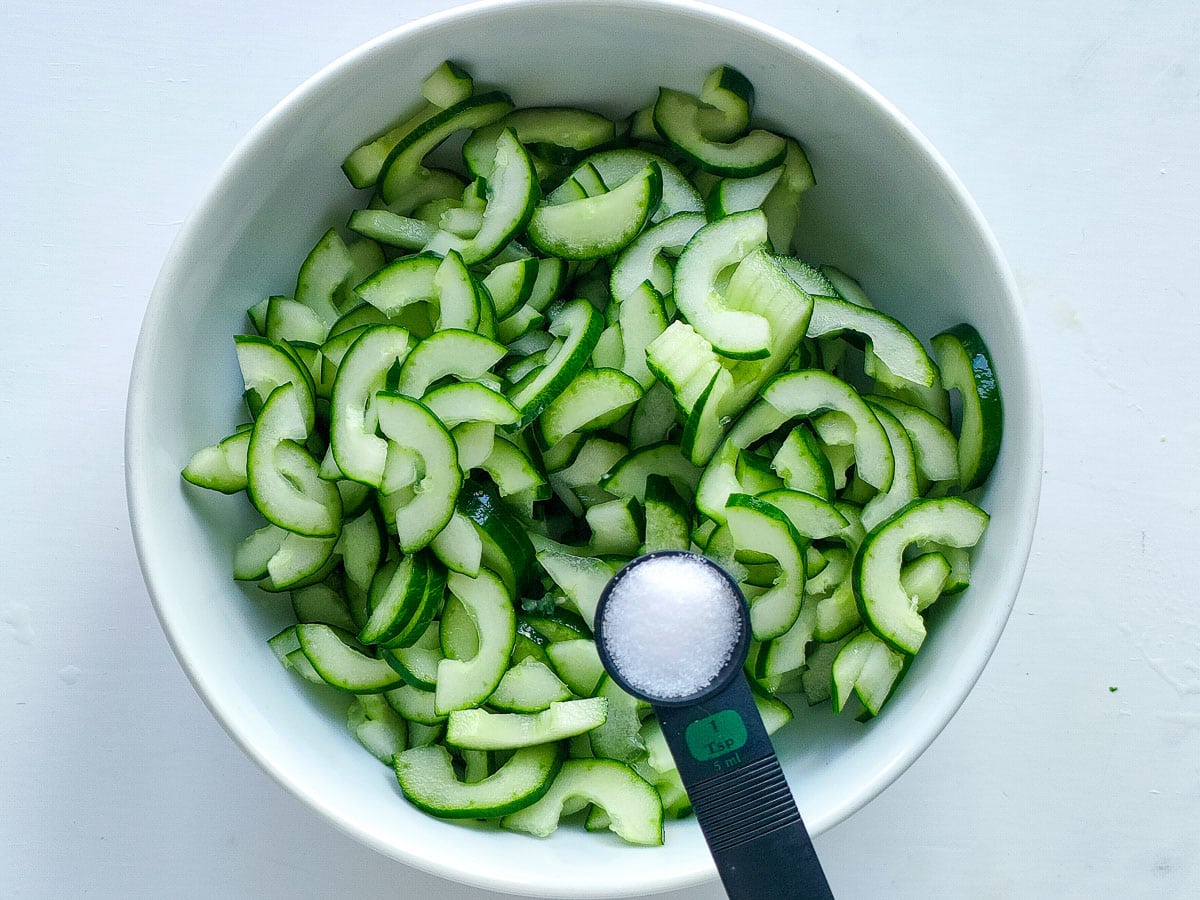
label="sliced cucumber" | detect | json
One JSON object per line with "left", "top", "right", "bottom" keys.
{"left": 295, "top": 624, "right": 405, "bottom": 693}
{"left": 527, "top": 163, "right": 663, "bottom": 260}
{"left": 435, "top": 569, "right": 516, "bottom": 715}
{"left": 501, "top": 758, "right": 663, "bottom": 845}
{"left": 931, "top": 323, "right": 1003, "bottom": 490}
{"left": 374, "top": 392, "right": 462, "bottom": 552}
{"left": 853, "top": 497, "right": 989, "bottom": 654}
{"left": 653, "top": 87, "right": 786, "bottom": 177}
{"left": 246, "top": 384, "right": 341, "bottom": 537}
{"left": 394, "top": 742, "right": 561, "bottom": 820}
{"left": 446, "top": 698, "right": 607, "bottom": 750}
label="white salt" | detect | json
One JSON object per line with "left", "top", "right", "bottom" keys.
{"left": 601, "top": 556, "right": 742, "bottom": 699}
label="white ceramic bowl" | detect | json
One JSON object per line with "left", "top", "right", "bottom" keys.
{"left": 126, "top": 1, "right": 1042, "bottom": 895}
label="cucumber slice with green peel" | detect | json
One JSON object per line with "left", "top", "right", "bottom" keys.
{"left": 761, "top": 369, "right": 895, "bottom": 492}
{"left": 341, "top": 63, "right": 472, "bottom": 188}
{"left": 482, "top": 257, "right": 539, "bottom": 320}
{"left": 759, "top": 592, "right": 819, "bottom": 681}
{"left": 706, "top": 166, "right": 783, "bottom": 220}
{"left": 497, "top": 303, "right": 545, "bottom": 344}
{"left": 818, "top": 264, "right": 874, "bottom": 308}
{"left": 360, "top": 553, "right": 430, "bottom": 646}
{"left": 477, "top": 437, "right": 546, "bottom": 498}
{"left": 347, "top": 694, "right": 409, "bottom": 765}
{"left": 246, "top": 384, "right": 341, "bottom": 537}
{"left": 463, "top": 107, "right": 616, "bottom": 176}
{"left": 430, "top": 510, "right": 483, "bottom": 577}
{"left": 266, "top": 300, "right": 328, "bottom": 348}
{"left": 628, "top": 380, "right": 677, "bottom": 451}
{"left": 680, "top": 367, "right": 734, "bottom": 467}
{"left": 792, "top": 282, "right": 937, "bottom": 389}
{"left": 853, "top": 497, "right": 990, "bottom": 654}
{"left": 733, "top": 448, "right": 783, "bottom": 496}
{"left": 374, "top": 391, "right": 462, "bottom": 552}
{"left": 589, "top": 674, "right": 650, "bottom": 763}
{"left": 381, "top": 561, "right": 446, "bottom": 651}
{"left": 524, "top": 256, "right": 567, "bottom": 312}
{"left": 347, "top": 208, "right": 438, "bottom": 250}
{"left": 724, "top": 493, "right": 807, "bottom": 641}
{"left": 352, "top": 252, "right": 436, "bottom": 318}
{"left": 487, "top": 658, "right": 573, "bottom": 713}
{"left": 867, "top": 395, "right": 959, "bottom": 486}
{"left": 581, "top": 496, "right": 642, "bottom": 557}
{"left": 501, "top": 758, "right": 663, "bottom": 845}
{"left": 432, "top": 250, "right": 482, "bottom": 331}
{"left": 328, "top": 325, "right": 411, "bottom": 488}
{"left": 294, "top": 624, "right": 405, "bottom": 693}
{"left": 294, "top": 228, "right": 355, "bottom": 328}
{"left": 902, "top": 551, "right": 953, "bottom": 612}
{"left": 425, "top": 130, "right": 540, "bottom": 265}
{"left": 434, "top": 569, "right": 516, "bottom": 715}
{"left": 450, "top": 421, "right": 496, "bottom": 472}
{"left": 609, "top": 211, "right": 704, "bottom": 308}
{"left": 714, "top": 254, "right": 815, "bottom": 416}
{"left": 537, "top": 367, "right": 644, "bottom": 446}
{"left": 233, "top": 522, "right": 337, "bottom": 590}
{"left": 544, "top": 638, "right": 605, "bottom": 698}
{"left": 769, "top": 424, "right": 834, "bottom": 500}
{"left": 831, "top": 630, "right": 907, "bottom": 716}
{"left": 695, "top": 64, "right": 755, "bottom": 141}
{"left": 799, "top": 634, "right": 856, "bottom": 706}
{"left": 385, "top": 682, "right": 446, "bottom": 724}
{"left": 419, "top": 60, "right": 474, "bottom": 108}
{"left": 439, "top": 591, "right": 478, "bottom": 662}
{"left": 806, "top": 547, "right": 851, "bottom": 597}
{"left": 527, "top": 162, "right": 663, "bottom": 260}
{"left": 507, "top": 298, "right": 603, "bottom": 427}
{"left": 774, "top": 256, "right": 836, "bottom": 300}
{"left": 292, "top": 580, "right": 358, "bottom": 632}
{"left": 860, "top": 405, "right": 921, "bottom": 532}
{"left": 641, "top": 474, "right": 691, "bottom": 554}
{"left": 754, "top": 488, "right": 851, "bottom": 541}
{"left": 616, "top": 282, "right": 670, "bottom": 390}
{"left": 653, "top": 87, "right": 786, "bottom": 177}
{"left": 590, "top": 322, "right": 624, "bottom": 370}
{"left": 585, "top": 149, "right": 703, "bottom": 223}
{"left": 872, "top": 361, "right": 952, "bottom": 427}
{"left": 394, "top": 741, "right": 561, "bottom": 820}
{"left": 421, "top": 381, "right": 520, "bottom": 429}
{"left": 520, "top": 606, "right": 591, "bottom": 643}
{"left": 235, "top": 334, "right": 317, "bottom": 430}
{"left": 534, "top": 546, "right": 618, "bottom": 628}
{"left": 182, "top": 429, "right": 250, "bottom": 494}
{"left": 600, "top": 442, "right": 701, "bottom": 503}
{"left": 396, "top": 329, "right": 506, "bottom": 398}
{"left": 382, "top": 623, "right": 443, "bottom": 690}
{"left": 761, "top": 138, "right": 816, "bottom": 253}
{"left": 446, "top": 697, "right": 607, "bottom": 750}
{"left": 931, "top": 323, "right": 1003, "bottom": 490}
{"left": 814, "top": 577, "right": 861, "bottom": 643}
{"left": 670, "top": 210, "right": 772, "bottom": 359}
{"left": 457, "top": 484, "right": 537, "bottom": 597}
{"left": 645, "top": 319, "right": 723, "bottom": 417}
{"left": 379, "top": 91, "right": 514, "bottom": 206}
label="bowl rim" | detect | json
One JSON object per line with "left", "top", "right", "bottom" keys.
{"left": 126, "top": 0, "right": 1043, "bottom": 895}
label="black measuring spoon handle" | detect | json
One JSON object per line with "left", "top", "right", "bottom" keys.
{"left": 654, "top": 676, "right": 834, "bottom": 900}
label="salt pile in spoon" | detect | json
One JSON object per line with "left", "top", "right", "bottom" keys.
{"left": 601, "top": 555, "right": 742, "bottom": 700}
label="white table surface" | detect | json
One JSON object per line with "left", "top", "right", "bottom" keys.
{"left": 4, "top": 0, "right": 1198, "bottom": 896}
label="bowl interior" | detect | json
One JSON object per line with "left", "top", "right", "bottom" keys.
{"left": 127, "top": 1, "right": 1041, "bottom": 896}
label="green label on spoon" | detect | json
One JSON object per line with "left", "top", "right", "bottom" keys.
{"left": 685, "top": 709, "right": 748, "bottom": 762}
